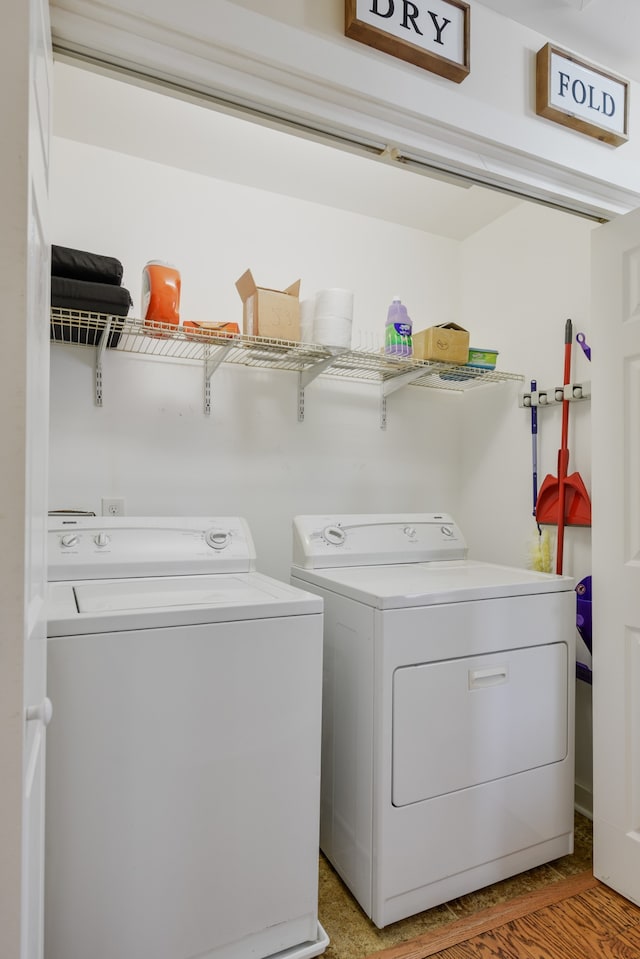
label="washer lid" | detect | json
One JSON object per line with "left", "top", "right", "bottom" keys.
{"left": 47, "top": 571, "right": 322, "bottom": 636}
{"left": 292, "top": 559, "right": 574, "bottom": 608}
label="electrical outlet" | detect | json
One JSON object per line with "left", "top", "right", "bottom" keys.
{"left": 102, "top": 497, "right": 125, "bottom": 517}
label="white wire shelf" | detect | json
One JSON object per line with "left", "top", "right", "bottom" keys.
{"left": 50, "top": 309, "right": 524, "bottom": 424}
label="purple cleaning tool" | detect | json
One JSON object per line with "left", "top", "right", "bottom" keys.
{"left": 576, "top": 332, "right": 591, "bottom": 361}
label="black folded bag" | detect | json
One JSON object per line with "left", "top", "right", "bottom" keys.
{"left": 51, "top": 244, "right": 124, "bottom": 286}
{"left": 50, "top": 276, "right": 132, "bottom": 347}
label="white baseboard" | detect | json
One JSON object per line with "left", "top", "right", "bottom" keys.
{"left": 575, "top": 784, "right": 593, "bottom": 820}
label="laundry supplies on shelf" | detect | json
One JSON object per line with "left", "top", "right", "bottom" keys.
{"left": 51, "top": 245, "right": 124, "bottom": 285}
{"left": 141, "top": 260, "right": 181, "bottom": 336}
{"left": 50, "top": 244, "right": 132, "bottom": 348}
{"left": 384, "top": 296, "right": 412, "bottom": 356}
{"left": 413, "top": 322, "right": 469, "bottom": 364}
{"left": 313, "top": 288, "right": 354, "bottom": 349}
{"left": 236, "top": 268, "right": 301, "bottom": 340}
{"left": 467, "top": 347, "right": 499, "bottom": 370}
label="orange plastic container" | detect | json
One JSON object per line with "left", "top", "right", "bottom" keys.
{"left": 183, "top": 321, "right": 240, "bottom": 340}
{"left": 142, "top": 261, "right": 181, "bottom": 336}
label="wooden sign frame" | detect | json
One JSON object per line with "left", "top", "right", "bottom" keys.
{"left": 536, "top": 43, "right": 629, "bottom": 147}
{"left": 345, "top": 0, "right": 470, "bottom": 84}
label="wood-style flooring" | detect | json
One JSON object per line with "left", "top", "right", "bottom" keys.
{"left": 361, "top": 870, "right": 640, "bottom": 959}
{"left": 319, "top": 812, "right": 595, "bottom": 959}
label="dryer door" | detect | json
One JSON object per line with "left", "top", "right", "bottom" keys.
{"left": 392, "top": 642, "right": 568, "bottom": 806}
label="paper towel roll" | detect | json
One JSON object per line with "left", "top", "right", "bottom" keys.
{"left": 313, "top": 316, "right": 352, "bottom": 349}
{"left": 312, "top": 288, "right": 354, "bottom": 348}
{"left": 299, "top": 298, "right": 315, "bottom": 343}
{"left": 315, "top": 288, "right": 354, "bottom": 319}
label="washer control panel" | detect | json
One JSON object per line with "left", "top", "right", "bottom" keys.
{"left": 292, "top": 513, "right": 468, "bottom": 569}
{"left": 48, "top": 516, "right": 257, "bottom": 581}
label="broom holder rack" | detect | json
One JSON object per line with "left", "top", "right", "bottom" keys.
{"left": 519, "top": 381, "right": 591, "bottom": 408}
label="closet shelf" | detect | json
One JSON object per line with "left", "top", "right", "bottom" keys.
{"left": 50, "top": 309, "right": 524, "bottom": 423}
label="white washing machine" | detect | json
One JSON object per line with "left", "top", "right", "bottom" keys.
{"left": 45, "top": 515, "right": 328, "bottom": 959}
{"left": 290, "top": 513, "right": 576, "bottom": 929}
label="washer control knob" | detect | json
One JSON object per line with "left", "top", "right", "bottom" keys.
{"left": 61, "top": 533, "right": 79, "bottom": 548}
{"left": 322, "top": 525, "right": 346, "bottom": 546}
{"left": 403, "top": 526, "right": 416, "bottom": 538}
{"left": 94, "top": 532, "right": 111, "bottom": 547}
{"left": 205, "top": 530, "right": 231, "bottom": 550}
{"left": 441, "top": 525, "right": 454, "bottom": 537}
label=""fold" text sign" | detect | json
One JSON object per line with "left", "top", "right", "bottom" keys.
{"left": 536, "top": 43, "right": 629, "bottom": 147}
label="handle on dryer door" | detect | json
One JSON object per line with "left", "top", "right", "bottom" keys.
{"left": 468, "top": 667, "right": 508, "bottom": 690}
{"left": 26, "top": 697, "right": 53, "bottom": 726}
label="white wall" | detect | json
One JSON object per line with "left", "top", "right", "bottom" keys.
{"left": 49, "top": 0, "right": 640, "bottom": 217}
{"left": 455, "top": 200, "right": 594, "bottom": 813}
{"left": 48, "top": 122, "right": 596, "bottom": 599}
{"left": 49, "top": 96, "right": 595, "bottom": 811}
{"left": 457, "top": 201, "right": 594, "bottom": 576}
{"left": 49, "top": 137, "right": 465, "bottom": 582}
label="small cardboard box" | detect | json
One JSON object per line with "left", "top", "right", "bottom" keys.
{"left": 413, "top": 323, "right": 470, "bottom": 364}
{"left": 235, "top": 269, "right": 301, "bottom": 340}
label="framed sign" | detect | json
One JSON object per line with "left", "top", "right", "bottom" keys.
{"left": 536, "top": 43, "right": 629, "bottom": 147}
{"left": 345, "top": 0, "right": 470, "bottom": 84}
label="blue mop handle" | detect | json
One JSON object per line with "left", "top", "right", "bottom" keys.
{"left": 531, "top": 379, "right": 538, "bottom": 515}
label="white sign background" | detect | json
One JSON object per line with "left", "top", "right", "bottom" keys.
{"left": 549, "top": 50, "right": 627, "bottom": 137}
{"left": 355, "top": 0, "right": 465, "bottom": 65}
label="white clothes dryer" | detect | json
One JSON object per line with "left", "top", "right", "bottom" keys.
{"left": 45, "top": 516, "right": 328, "bottom": 959}
{"left": 290, "top": 513, "right": 576, "bottom": 928}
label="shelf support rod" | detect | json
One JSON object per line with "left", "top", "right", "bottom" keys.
{"left": 298, "top": 352, "right": 347, "bottom": 422}
{"left": 203, "top": 341, "right": 240, "bottom": 415}
{"left": 380, "top": 366, "right": 432, "bottom": 429}
{"left": 381, "top": 366, "right": 431, "bottom": 397}
{"left": 380, "top": 393, "right": 387, "bottom": 431}
{"left": 94, "top": 317, "right": 112, "bottom": 407}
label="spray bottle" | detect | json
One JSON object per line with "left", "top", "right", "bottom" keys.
{"left": 384, "top": 296, "right": 413, "bottom": 356}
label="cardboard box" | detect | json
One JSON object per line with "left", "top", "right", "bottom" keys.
{"left": 413, "top": 323, "right": 470, "bottom": 364}
{"left": 235, "top": 269, "right": 301, "bottom": 340}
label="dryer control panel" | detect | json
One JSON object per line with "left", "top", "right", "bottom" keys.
{"left": 292, "top": 513, "right": 468, "bottom": 569}
{"left": 48, "top": 516, "right": 257, "bottom": 580}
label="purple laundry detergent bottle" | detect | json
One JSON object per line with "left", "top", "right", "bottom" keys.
{"left": 384, "top": 296, "right": 413, "bottom": 356}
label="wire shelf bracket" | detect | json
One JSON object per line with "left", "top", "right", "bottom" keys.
{"left": 380, "top": 366, "right": 434, "bottom": 429}
{"left": 298, "top": 351, "right": 349, "bottom": 422}
{"left": 94, "top": 317, "right": 113, "bottom": 407}
{"left": 203, "top": 339, "right": 241, "bottom": 415}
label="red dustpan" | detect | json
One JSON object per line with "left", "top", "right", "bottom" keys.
{"left": 536, "top": 459, "right": 592, "bottom": 525}
{"left": 536, "top": 319, "right": 591, "bottom": 573}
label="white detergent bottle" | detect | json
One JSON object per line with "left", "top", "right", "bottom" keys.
{"left": 384, "top": 296, "right": 413, "bottom": 356}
